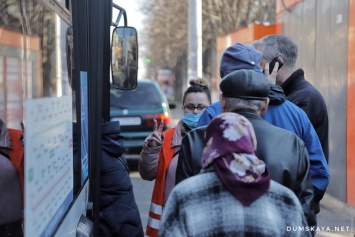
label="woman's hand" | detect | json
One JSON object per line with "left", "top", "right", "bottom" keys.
{"left": 264, "top": 61, "right": 279, "bottom": 84}
{"left": 147, "top": 119, "right": 164, "bottom": 147}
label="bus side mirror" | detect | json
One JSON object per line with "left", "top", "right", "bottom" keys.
{"left": 111, "top": 26, "right": 138, "bottom": 90}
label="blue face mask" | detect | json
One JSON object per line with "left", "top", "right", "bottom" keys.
{"left": 182, "top": 113, "right": 202, "bottom": 129}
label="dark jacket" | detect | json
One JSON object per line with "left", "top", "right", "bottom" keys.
{"left": 99, "top": 121, "right": 144, "bottom": 237}
{"left": 0, "top": 121, "right": 23, "bottom": 236}
{"left": 176, "top": 109, "right": 316, "bottom": 227}
{"left": 264, "top": 84, "right": 330, "bottom": 213}
{"left": 281, "top": 69, "right": 329, "bottom": 163}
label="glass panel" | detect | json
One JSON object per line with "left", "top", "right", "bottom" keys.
{"left": 0, "top": 1, "right": 77, "bottom": 235}
{"left": 0, "top": 57, "right": 5, "bottom": 121}
{"left": 5, "top": 57, "right": 22, "bottom": 128}
{"left": 111, "top": 27, "right": 138, "bottom": 89}
{"left": 0, "top": 0, "right": 73, "bottom": 126}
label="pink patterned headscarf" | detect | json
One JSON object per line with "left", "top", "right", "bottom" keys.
{"left": 202, "top": 112, "right": 270, "bottom": 206}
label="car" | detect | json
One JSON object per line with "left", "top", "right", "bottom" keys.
{"left": 110, "top": 79, "right": 175, "bottom": 156}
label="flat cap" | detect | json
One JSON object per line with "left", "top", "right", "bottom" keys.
{"left": 220, "top": 69, "right": 270, "bottom": 100}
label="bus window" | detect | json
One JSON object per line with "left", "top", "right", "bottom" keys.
{"left": 1, "top": 1, "right": 77, "bottom": 236}
{"left": 0, "top": 0, "right": 74, "bottom": 128}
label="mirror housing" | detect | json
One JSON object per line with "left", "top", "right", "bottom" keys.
{"left": 111, "top": 26, "right": 138, "bottom": 90}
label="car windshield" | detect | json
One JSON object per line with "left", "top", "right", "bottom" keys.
{"left": 110, "top": 82, "right": 163, "bottom": 109}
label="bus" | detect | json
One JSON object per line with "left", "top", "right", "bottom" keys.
{"left": 0, "top": 0, "right": 138, "bottom": 236}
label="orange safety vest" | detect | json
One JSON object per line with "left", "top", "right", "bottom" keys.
{"left": 7, "top": 128, "right": 25, "bottom": 203}
{"left": 145, "top": 127, "right": 176, "bottom": 237}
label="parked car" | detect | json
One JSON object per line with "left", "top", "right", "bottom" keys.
{"left": 110, "top": 79, "right": 175, "bottom": 156}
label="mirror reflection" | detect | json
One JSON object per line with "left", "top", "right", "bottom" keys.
{"left": 111, "top": 26, "right": 138, "bottom": 90}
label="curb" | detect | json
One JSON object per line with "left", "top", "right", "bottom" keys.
{"left": 320, "top": 193, "right": 355, "bottom": 218}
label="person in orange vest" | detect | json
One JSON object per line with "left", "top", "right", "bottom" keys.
{"left": 0, "top": 119, "right": 24, "bottom": 237}
{"left": 138, "top": 78, "right": 211, "bottom": 237}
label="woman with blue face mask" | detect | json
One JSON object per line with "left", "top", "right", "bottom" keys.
{"left": 138, "top": 79, "right": 211, "bottom": 237}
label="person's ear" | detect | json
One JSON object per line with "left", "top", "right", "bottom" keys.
{"left": 260, "top": 97, "right": 270, "bottom": 115}
{"left": 277, "top": 54, "right": 285, "bottom": 64}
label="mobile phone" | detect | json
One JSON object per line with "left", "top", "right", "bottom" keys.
{"left": 269, "top": 57, "right": 284, "bottom": 74}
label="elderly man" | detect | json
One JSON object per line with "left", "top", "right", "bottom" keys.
{"left": 253, "top": 35, "right": 330, "bottom": 214}
{"left": 176, "top": 69, "right": 316, "bottom": 228}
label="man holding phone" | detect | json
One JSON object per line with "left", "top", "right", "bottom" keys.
{"left": 253, "top": 35, "right": 329, "bottom": 164}
{"left": 253, "top": 35, "right": 330, "bottom": 216}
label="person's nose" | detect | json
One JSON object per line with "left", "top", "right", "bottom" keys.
{"left": 193, "top": 107, "right": 199, "bottom": 114}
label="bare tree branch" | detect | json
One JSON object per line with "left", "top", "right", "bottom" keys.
{"left": 138, "top": 0, "right": 276, "bottom": 94}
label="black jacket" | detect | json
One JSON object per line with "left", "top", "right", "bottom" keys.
{"left": 281, "top": 69, "right": 329, "bottom": 163}
{"left": 99, "top": 121, "right": 144, "bottom": 237}
{"left": 176, "top": 109, "right": 316, "bottom": 227}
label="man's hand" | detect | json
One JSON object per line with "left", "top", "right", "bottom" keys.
{"left": 264, "top": 61, "right": 279, "bottom": 84}
{"left": 147, "top": 119, "right": 164, "bottom": 147}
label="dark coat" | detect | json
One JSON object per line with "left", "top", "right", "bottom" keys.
{"left": 281, "top": 69, "right": 329, "bottom": 163}
{"left": 0, "top": 120, "right": 23, "bottom": 236}
{"left": 176, "top": 109, "right": 316, "bottom": 227}
{"left": 99, "top": 121, "right": 143, "bottom": 237}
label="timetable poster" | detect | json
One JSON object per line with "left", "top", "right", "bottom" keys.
{"left": 24, "top": 96, "right": 73, "bottom": 237}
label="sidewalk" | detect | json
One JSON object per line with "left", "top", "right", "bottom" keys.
{"left": 317, "top": 194, "right": 355, "bottom": 236}
{"left": 320, "top": 193, "right": 355, "bottom": 219}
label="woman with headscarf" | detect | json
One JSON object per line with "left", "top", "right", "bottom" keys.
{"left": 139, "top": 78, "right": 211, "bottom": 237}
{"left": 159, "top": 112, "right": 311, "bottom": 237}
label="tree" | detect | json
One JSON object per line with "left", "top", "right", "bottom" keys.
{"left": 138, "top": 0, "right": 275, "bottom": 101}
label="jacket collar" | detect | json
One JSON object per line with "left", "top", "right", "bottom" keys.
{"left": 281, "top": 68, "right": 305, "bottom": 95}
{"left": 268, "top": 84, "right": 286, "bottom": 105}
{"left": 171, "top": 120, "right": 186, "bottom": 147}
{"left": 231, "top": 108, "right": 262, "bottom": 120}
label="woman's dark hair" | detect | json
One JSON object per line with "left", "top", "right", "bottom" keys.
{"left": 182, "top": 78, "right": 211, "bottom": 105}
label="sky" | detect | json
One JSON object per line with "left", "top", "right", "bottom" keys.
{"left": 113, "top": 0, "right": 143, "bottom": 31}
